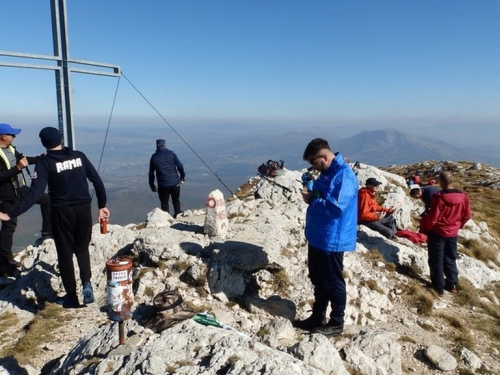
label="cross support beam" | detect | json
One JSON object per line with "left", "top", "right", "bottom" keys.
{"left": 0, "top": 0, "right": 120, "bottom": 149}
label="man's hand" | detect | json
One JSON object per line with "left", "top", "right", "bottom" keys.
{"left": 151, "top": 186, "right": 157, "bottom": 192}
{"left": 0, "top": 212, "right": 11, "bottom": 222}
{"left": 16, "top": 157, "right": 28, "bottom": 171}
{"left": 301, "top": 189, "right": 313, "bottom": 204}
{"left": 379, "top": 211, "right": 387, "bottom": 219}
{"left": 98, "top": 207, "right": 110, "bottom": 222}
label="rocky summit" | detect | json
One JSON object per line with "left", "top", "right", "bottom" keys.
{"left": 1, "top": 161, "right": 500, "bottom": 375}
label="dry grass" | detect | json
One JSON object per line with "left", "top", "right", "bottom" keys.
{"left": 453, "top": 279, "right": 500, "bottom": 349}
{"left": 400, "top": 279, "right": 435, "bottom": 316}
{"left": 460, "top": 238, "right": 500, "bottom": 267}
{"left": 171, "top": 260, "right": 191, "bottom": 273}
{"left": 436, "top": 311, "right": 476, "bottom": 350}
{"left": 0, "top": 311, "right": 20, "bottom": 347}
{"left": 360, "top": 279, "right": 384, "bottom": 294}
{"left": 234, "top": 178, "right": 261, "bottom": 200}
{"left": 399, "top": 335, "right": 417, "bottom": 344}
{"left": 270, "top": 269, "right": 291, "bottom": 296}
{"left": 0, "top": 303, "right": 70, "bottom": 366}
{"left": 362, "top": 248, "right": 385, "bottom": 264}
{"left": 361, "top": 248, "right": 397, "bottom": 272}
{"left": 395, "top": 258, "right": 424, "bottom": 281}
{"left": 465, "top": 185, "right": 500, "bottom": 239}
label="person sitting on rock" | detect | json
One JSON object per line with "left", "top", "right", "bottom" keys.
{"left": 358, "top": 177, "right": 397, "bottom": 239}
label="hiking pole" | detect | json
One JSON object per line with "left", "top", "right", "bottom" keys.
{"left": 260, "top": 175, "right": 293, "bottom": 192}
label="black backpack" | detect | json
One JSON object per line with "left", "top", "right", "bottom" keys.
{"left": 258, "top": 160, "right": 284, "bottom": 178}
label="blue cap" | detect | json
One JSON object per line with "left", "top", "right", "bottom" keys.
{"left": 0, "top": 123, "right": 21, "bottom": 135}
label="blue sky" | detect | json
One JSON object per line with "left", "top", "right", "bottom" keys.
{"left": 1, "top": 0, "right": 500, "bottom": 133}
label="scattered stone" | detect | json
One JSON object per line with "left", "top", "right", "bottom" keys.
{"left": 424, "top": 345, "right": 457, "bottom": 371}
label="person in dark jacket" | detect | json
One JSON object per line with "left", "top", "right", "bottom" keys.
{"left": 0, "top": 127, "right": 110, "bottom": 308}
{"left": 410, "top": 185, "right": 441, "bottom": 216}
{"left": 149, "top": 139, "right": 185, "bottom": 218}
{"left": 420, "top": 171, "right": 471, "bottom": 296}
{"left": 293, "top": 138, "right": 358, "bottom": 337}
{"left": 0, "top": 123, "right": 52, "bottom": 270}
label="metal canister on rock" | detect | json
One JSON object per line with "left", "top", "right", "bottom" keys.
{"left": 106, "top": 256, "right": 134, "bottom": 322}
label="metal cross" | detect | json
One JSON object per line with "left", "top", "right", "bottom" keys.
{"left": 0, "top": 0, "right": 121, "bottom": 149}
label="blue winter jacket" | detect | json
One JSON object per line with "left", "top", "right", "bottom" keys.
{"left": 305, "top": 153, "right": 358, "bottom": 252}
{"left": 149, "top": 148, "right": 185, "bottom": 189}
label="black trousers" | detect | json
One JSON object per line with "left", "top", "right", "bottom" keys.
{"left": 427, "top": 230, "right": 458, "bottom": 294}
{"left": 51, "top": 203, "right": 92, "bottom": 297}
{"left": 0, "top": 189, "right": 51, "bottom": 262}
{"left": 19, "top": 185, "right": 52, "bottom": 233}
{"left": 0, "top": 200, "right": 18, "bottom": 262}
{"left": 158, "top": 184, "right": 181, "bottom": 217}
{"left": 307, "top": 244, "right": 346, "bottom": 326}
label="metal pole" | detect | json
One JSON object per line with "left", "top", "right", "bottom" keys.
{"left": 119, "top": 321, "right": 125, "bottom": 345}
{"left": 52, "top": 0, "right": 75, "bottom": 149}
{"left": 51, "top": 0, "right": 67, "bottom": 147}
{"left": 1, "top": 2, "right": 120, "bottom": 148}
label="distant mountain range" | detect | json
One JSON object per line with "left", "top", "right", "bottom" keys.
{"left": 338, "top": 128, "right": 500, "bottom": 167}
{"left": 339, "top": 128, "right": 463, "bottom": 166}
{"left": 11, "top": 126, "right": 500, "bottom": 252}
{"left": 214, "top": 127, "right": 500, "bottom": 169}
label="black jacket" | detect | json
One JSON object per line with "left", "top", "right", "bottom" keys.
{"left": 10, "top": 148, "right": 106, "bottom": 218}
{"left": 149, "top": 148, "right": 185, "bottom": 189}
{"left": 0, "top": 146, "right": 37, "bottom": 202}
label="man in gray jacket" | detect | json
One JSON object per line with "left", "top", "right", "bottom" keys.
{"left": 149, "top": 139, "right": 185, "bottom": 218}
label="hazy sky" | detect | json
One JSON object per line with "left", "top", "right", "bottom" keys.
{"left": 1, "top": 0, "right": 500, "bottom": 133}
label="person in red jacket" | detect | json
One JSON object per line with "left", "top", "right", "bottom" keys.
{"left": 358, "top": 177, "right": 397, "bottom": 239}
{"left": 420, "top": 171, "right": 471, "bottom": 295}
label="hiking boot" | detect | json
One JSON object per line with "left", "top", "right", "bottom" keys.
{"left": 82, "top": 282, "right": 95, "bottom": 304}
{"left": 313, "top": 323, "right": 343, "bottom": 337}
{"left": 445, "top": 285, "right": 457, "bottom": 294}
{"left": 54, "top": 294, "right": 80, "bottom": 308}
{"left": 292, "top": 315, "right": 326, "bottom": 331}
{"left": 7, "top": 259, "right": 21, "bottom": 268}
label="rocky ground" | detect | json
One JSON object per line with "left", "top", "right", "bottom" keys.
{"left": 1, "top": 160, "right": 500, "bottom": 374}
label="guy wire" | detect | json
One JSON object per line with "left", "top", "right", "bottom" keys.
{"left": 121, "top": 72, "right": 234, "bottom": 196}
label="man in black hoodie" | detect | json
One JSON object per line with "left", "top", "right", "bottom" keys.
{"left": 0, "top": 127, "right": 110, "bottom": 308}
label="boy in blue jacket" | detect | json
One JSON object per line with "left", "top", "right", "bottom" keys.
{"left": 294, "top": 138, "right": 358, "bottom": 336}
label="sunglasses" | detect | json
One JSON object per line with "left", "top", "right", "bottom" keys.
{"left": 308, "top": 154, "right": 326, "bottom": 164}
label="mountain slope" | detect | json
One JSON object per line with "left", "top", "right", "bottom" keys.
{"left": 339, "top": 128, "right": 466, "bottom": 166}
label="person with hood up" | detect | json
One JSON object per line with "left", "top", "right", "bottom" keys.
{"left": 0, "top": 127, "right": 110, "bottom": 308}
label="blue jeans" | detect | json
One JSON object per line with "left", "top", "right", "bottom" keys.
{"left": 427, "top": 230, "right": 458, "bottom": 293}
{"left": 308, "top": 245, "right": 345, "bottom": 326}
